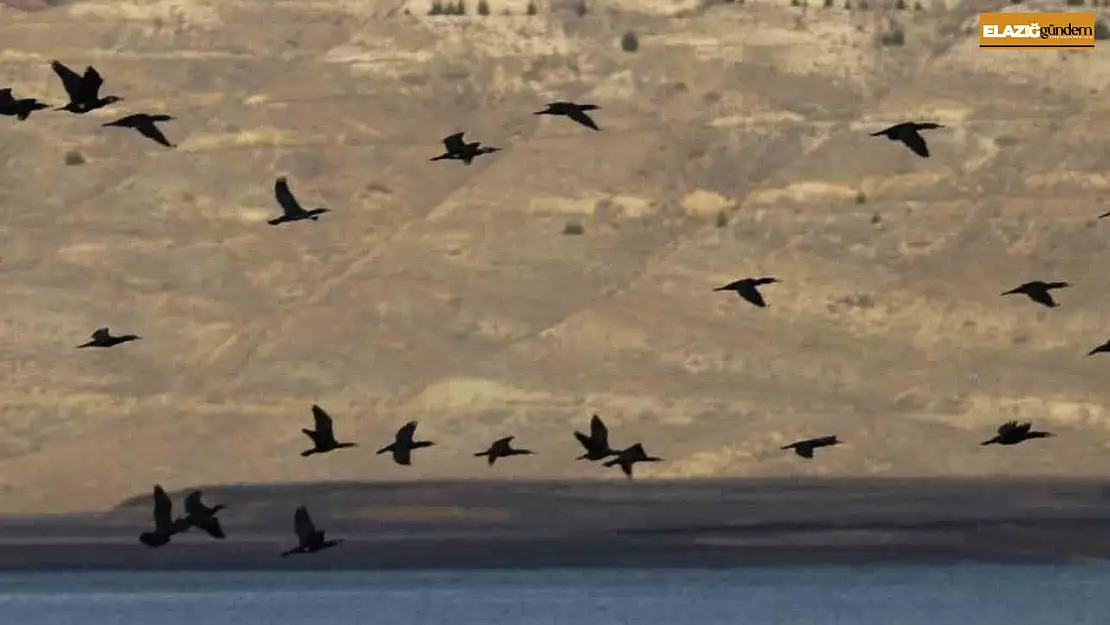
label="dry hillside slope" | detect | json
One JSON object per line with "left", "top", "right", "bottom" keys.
{"left": 0, "top": 0, "right": 1109, "bottom": 514}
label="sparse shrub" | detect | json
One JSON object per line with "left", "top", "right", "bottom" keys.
{"left": 855, "top": 189, "right": 867, "bottom": 204}
{"left": 563, "top": 219, "right": 585, "bottom": 235}
{"left": 455, "top": 0, "right": 466, "bottom": 14}
{"left": 621, "top": 29, "right": 639, "bottom": 52}
{"left": 859, "top": 0, "right": 868, "bottom": 8}
{"left": 913, "top": 1, "right": 922, "bottom": 9}
{"left": 894, "top": 0, "right": 906, "bottom": 9}
{"left": 1096, "top": 19, "right": 1110, "bottom": 40}
{"left": 64, "top": 150, "right": 85, "bottom": 166}
{"left": 429, "top": 0, "right": 444, "bottom": 14}
{"left": 844, "top": 0, "right": 851, "bottom": 7}
{"left": 823, "top": 0, "right": 833, "bottom": 7}
{"left": 715, "top": 210, "right": 730, "bottom": 228}
{"left": 1065, "top": 0, "right": 1083, "bottom": 6}
{"left": 575, "top": 0, "right": 588, "bottom": 15}
{"left": 526, "top": 0, "right": 537, "bottom": 14}
{"left": 879, "top": 25, "right": 905, "bottom": 46}
{"left": 477, "top": 0, "right": 490, "bottom": 14}
{"left": 790, "top": 0, "right": 800, "bottom": 6}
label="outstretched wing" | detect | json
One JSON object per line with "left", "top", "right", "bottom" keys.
{"left": 998, "top": 420, "right": 1019, "bottom": 435}
{"left": 135, "top": 119, "right": 174, "bottom": 148}
{"left": 573, "top": 431, "right": 593, "bottom": 451}
{"left": 396, "top": 421, "right": 418, "bottom": 444}
{"left": 1013, "top": 422, "right": 1033, "bottom": 436}
{"left": 913, "top": 122, "right": 944, "bottom": 131}
{"left": 152, "top": 485, "right": 173, "bottom": 531}
{"left": 91, "top": 327, "right": 110, "bottom": 341}
{"left": 900, "top": 131, "right": 930, "bottom": 158}
{"left": 565, "top": 108, "right": 600, "bottom": 131}
{"left": 443, "top": 132, "right": 466, "bottom": 153}
{"left": 738, "top": 287, "right": 767, "bottom": 308}
{"left": 274, "top": 177, "right": 304, "bottom": 216}
{"left": 183, "top": 490, "right": 204, "bottom": 516}
{"left": 192, "top": 515, "right": 225, "bottom": 539}
{"left": 50, "top": 60, "right": 86, "bottom": 100}
{"left": 0, "top": 88, "right": 12, "bottom": 102}
{"left": 83, "top": 66, "right": 105, "bottom": 98}
{"left": 311, "top": 405, "right": 335, "bottom": 438}
{"left": 294, "top": 506, "right": 316, "bottom": 543}
{"left": 493, "top": 436, "right": 514, "bottom": 447}
{"left": 589, "top": 414, "right": 608, "bottom": 445}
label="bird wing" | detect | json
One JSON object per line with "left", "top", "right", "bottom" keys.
{"left": 192, "top": 515, "right": 225, "bottom": 539}
{"left": 396, "top": 421, "right": 418, "bottom": 445}
{"left": 1027, "top": 289, "right": 1057, "bottom": 308}
{"left": 183, "top": 491, "right": 203, "bottom": 516}
{"left": 0, "top": 88, "right": 12, "bottom": 102}
{"left": 91, "top": 327, "right": 110, "bottom": 341}
{"left": 294, "top": 506, "right": 316, "bottom": 543}
{"left": 1013, "top": 422, "right": 1033, "bottom": 436}
{"left": 589, "top": 414, "right": 608, "bottom": 443}
{"left": 573, "top": 431, "right": 593, "bottom": 451}
{"left": 998, "top": 420, "right": 1018, "bottom": 435}
{"left": 794, "top": 446, "right": 815, "bottom": 459}
{"left": 50, "top": 61, "right": 86, "bottom": 100}
{"left": 152, "top": 485, "right": 173, "bottom": 531}
{"left": 1100, "top": 210, "right": 1110, "bottom": 219}
{"left": 493, "top": 436, "right": 515, "bottom": 447}
{"left": 738, "top": 286, "right": 767, "bottom": 308}
{"left": 899, "top": 130, "right": 930, "bottom": 158}
{"left": 810, "top": 435, "right": 839, "bottom": 447}
{"left": 870, "top": 123, "right": 901, "bottom": 137}
{"left": 83, "top": 66, "right": 104, "bottom": 97}
{"left": 565, "top": 108, "right": 600, "bottom": 131}
{"left": 274, "top": 177, "right": 305, "bottom": 216}
{"left": 913, "top": 122, "right": 944, "bottom": 131}
{"left": 1045, "top": 282, "right": 1070, "bottom": 290}
{"left": 443, "top": 132, "right": 466, "bottom": 153}
{"left": 311, "top": 405, "right": 335, "bottom": 439}
{"left": 135, "top": 119, "right": 174, "bottom": 148}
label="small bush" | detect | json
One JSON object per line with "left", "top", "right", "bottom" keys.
{"left": 913, "top": 1, "right": 922, "bottom": 9}
{"left": 455, "top": 0, "right": 466, "bottom": 13}
{"left": 715, "top": 210, "right": 729, "bottom": 228}
{"left": 526, "top": 0, "right": 537, "bottom": 14}
{"left": 1065, "top": 0, "right": 1083, "bottom": 6}
{"left": 477, "top": 0, "right": 490, "bottom": 14}
{"left": 894, "top": 0, "right": 906, "bottom": 9}
{"left": 575, "top": 0, "right": 588, "bottom": 15}
{"left": 855, "top": 189, "right": 867, "bottom": 204}
{"left": 64, "top": 150, "right": 85, "bottom": 166}
{"left": 621, "top": 30, "right": 639, "bottom": 52}
{"left": 429, "top": 0, "right": 443, "bottom": 14}
{"left": 1096, "top": 19, "right": 1110, "bottom": 40}
{"left": 823, "top": 0, "right": 833, "bottom": 7}
{"left": 562, "top": 219, "right": 585, "bottom": 235}
{"left": 790, "top": 0, "right": 800, "bottom": 5}
{"left": 879, "top": 26, "right": 905, "bottom": 46}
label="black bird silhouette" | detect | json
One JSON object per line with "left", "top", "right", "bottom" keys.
{"left": 280, "top": 506, "right": 344, "bottom": 557}
{"left": 267, "top": 176, "right": 329, "bottom": 226}
{"left": 781, "top": 435, "right": 842, "bottom": 459}
{"left": 1088, "top": 339, "right": 1110, "bottom": 356}
{"left": 103, "top": 113, "right": 176, "bottom": 148}
{"left": 50, "top": 60, "right": 122, "bottom": 114}
{"left": 179, "top": 490, "right": 226, "bottom": 539}
{"left": 602, "top": 443, "right": 662, "bottom": 479}
{"left": 76, "top": 327, "right": 140, "bottom": 349}
{"left": 534, "top": 101, "right": 602, "bottom": 131}
{"left": 714, "top": 277, "right": 780, "bottom": 308}
{"left": 981, "top": 420, "right": 1054, "bottom": 446}
{"left": 1098, "top": 209, "right": 1110, "bottom": 219}
{"left": 474, "top": 436, "right": 535, "bottom": 466}
{"left": 376, "top": 421, "right": 435, "bottom": 466}
{"left": 574, "top": 414, "right": 619, "bottom": 461}
{"left": 300, "top": 405, "right": 357, "bottom": 457}
{"left": 429, "top": 132, "right": 500, "bottom": 165}
{"left": 870, "top": 121, "right": 944, "bottom": 158}
{"left": 0, "top": 88, "right": 49, "bottom": 121}
{"left": 138, "top": 485, "right": 190, "bottom": 548}
{"left": 1001, "top": 281, "right": 1070, "bottom": 308}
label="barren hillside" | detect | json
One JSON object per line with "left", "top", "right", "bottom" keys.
{"left": 1, "top": 0, "right": 1110, "bottom": 515}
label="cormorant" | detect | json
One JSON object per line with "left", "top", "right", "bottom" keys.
{"left": 300, "top": 404, "right": 358, "bottom": 457}
{"left": 713, "top": 277, "right": 780, "bottom": 308}
{"left": 0, "top": 88, "right": 48, "bottom": 121}
{"left": 376, "top": 421, "right": 435, "bottom": 466}
{"left": 781, "top": 435, "right": 841, "bottom": 459}
{"left": 50, "top": 60, "right": 122, "bottom": 114}
{"left": 534, "top": 101, "right": 602, "bottom": 131}
{"left": 77, "top": 327, "right": 140, "bottom": 349}
{"left": 1088, "top": 339, "right": 1110, "bottom": 356}
{"left": 429, "top": 132, "right": 500, "bottom": 165}
{"left": 474, "top": 436, "right": 535, "bottom": 466}
{"left": 1001, "top": 281, "right": 1070, "bottom": 308}
{"left": 870, "top": 121, "right": 944, "bottom": 158}
{"left": 981, "top": 420, "right": 1054, "bottom": 446}
{"left": 179, "top": 490, "right": 226, "bottom": 539}
{"left": 602, "top": 443, "right": 662, "bottom": 479}
{"left": 103, "top": 113, "right": 176, "bottom": 148}
{"left": 280, "top": 506, "right": 344, "bottom": 557}
{"left": 267, "top": 176, "right": 329, "bottom": 225}
{"left": 138, "top": 485, "right": 190, "bottom": 548}
{"left": 574, "top": 414, "right": 618, "bottom": 461}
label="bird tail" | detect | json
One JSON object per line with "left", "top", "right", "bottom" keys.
{"left": 473, "top": 451, "right": 488, "bottom": 457}
{"left": 376, "top": 444, "right": 394, "bottom": 455}
{"left": 300, "top": 449, "right": 317, "bottom": 457}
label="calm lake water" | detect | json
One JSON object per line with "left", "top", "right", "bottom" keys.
{"left": 0, "top": 566, "right": 1106, "bottom": 624}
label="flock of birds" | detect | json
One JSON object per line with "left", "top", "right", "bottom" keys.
{"left": 1, "top": 59, "right": 1077, "bottom": 558}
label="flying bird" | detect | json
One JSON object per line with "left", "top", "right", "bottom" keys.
{"left": 376, "top": 421, "right": 435, "bottom": 466}
{"left": 980, "top": 421, "right": 1054, "bottom": 446}
{"left": 474, "top": 436, "right": 535, "bottom": 466}
{"left": 138, "top": 485, "right": 190, "bottom": 548}
{"left": 1088, "top": 339, "right": 1110, "bottom": 356}
{"left": 280, "top": 506, "right": 344, "bottom": 557}
{"left": 76, "top": 327, "right": 140, "bottom": 349}
{"left": 103, "top": 113, "right": 176, "bottom": 148}
{"left": 602, "top": 443, "right": 662, "bottom": 479}
{"left": 50, "top": 60, "right": 122, "bottom": 114}
{"left": 429, "top": 132, "right": 500, "bottom": 165}
{"left": 267, "top": 176, "right": 330, "bottom": 226}
{"left": 300, "top": 404, "right": 358, "bottom": 457}
{"left": 781, "top": 435, "right": 842, "bottom": 459}
{"left": 574, "top": 414, "right": 619, "bottom": 461}
{"left": 870, "top": 121, "right": 944, "bottom": 158}
{"left": 534, "top": 101, "right": 602, "bottom": 131}
{"left": 179, "top": 490, "right": 226, "bottom": 539}
{"left": 713, "top": 277, "right": 780, "bottom": 308}
{"left": 0, "top": 88, "right": 49, "bottom": 121}
{"left": 1001, "top": 281, "right": 1070, "bottom": 308}
{"left": 1098, "top": 210, "right": 1110, "bottom": 219}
